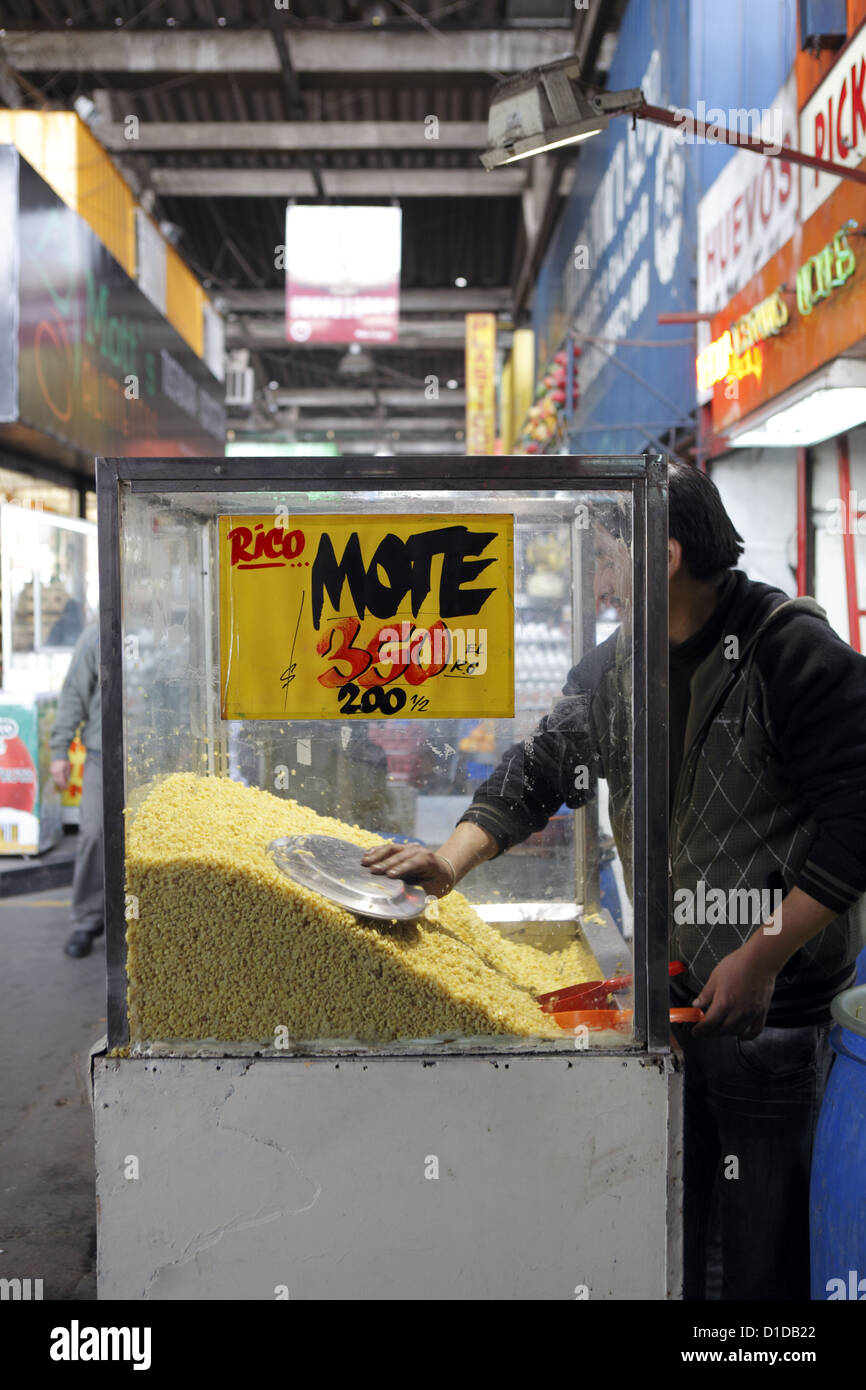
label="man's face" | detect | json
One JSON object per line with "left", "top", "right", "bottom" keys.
{"left": 593, "top": 524, "right": 631, "bottom": 613}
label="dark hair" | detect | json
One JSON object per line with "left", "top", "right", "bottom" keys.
{"left": 668, "top": 461, "right": 744, "bottom": 580}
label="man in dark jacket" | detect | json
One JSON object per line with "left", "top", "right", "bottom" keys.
{"left": 363, "top": 462, "right": 866, "bottom": 1300}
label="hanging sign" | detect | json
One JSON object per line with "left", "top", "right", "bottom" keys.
{"left": 219, "top": 513, "right": 514, "bottom": 720}
{"left": 465, "top": 313, "right": 497, "bottom": 455}
{"left": 284, "top": 205, "right": 401, "bottom": 345}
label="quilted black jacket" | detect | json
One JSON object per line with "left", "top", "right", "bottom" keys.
{"left": 460, "top": 572, "right": 866, "bottom": 1025}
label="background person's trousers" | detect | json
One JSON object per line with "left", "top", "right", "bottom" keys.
{"left": 672, "top": 1010, "right": 832, "bottom": 1300}
{"left": 71, "top": 750, "right": 104, "bottom": 937}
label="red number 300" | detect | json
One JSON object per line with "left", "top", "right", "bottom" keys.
{"left": 316, "top": 618, "right": 450, "bottom": 690}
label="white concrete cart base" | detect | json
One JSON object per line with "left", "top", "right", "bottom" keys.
{"left": 93, "top": 1051, "right": 683, "bottom": 1300}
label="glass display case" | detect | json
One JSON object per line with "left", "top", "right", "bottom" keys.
{"left": 98, "top": 455, "right": 669, "bottom": 1055}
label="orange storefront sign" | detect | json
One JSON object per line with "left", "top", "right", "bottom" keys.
{"left": 710, "top": 206, "right": 865, "bottom": 440}
{"left": 708, "top": 22, "right": 866, "bottom": 443}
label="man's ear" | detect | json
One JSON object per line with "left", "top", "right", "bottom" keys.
{"left": 668, "top": 538, "right": 684, "bottom": 579}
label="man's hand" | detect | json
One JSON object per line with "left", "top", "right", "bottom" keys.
{"left": 689, "top": 888, "right": 840, "bottom": 1039}
{"left": 362, "top": 821, "right": 497, "bottom": 899}
{"left": 361, "top": 843, "right": 456, "bottom": 898}
{"left": 691, "top": 945, "right": 777, "bottom": 1039}
{"left": 50, "top": 758, "right": 71, "bottom": 792}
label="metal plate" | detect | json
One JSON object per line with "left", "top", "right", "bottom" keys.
{"left": 267, "top": 834, "right": 428, "bottom": 922}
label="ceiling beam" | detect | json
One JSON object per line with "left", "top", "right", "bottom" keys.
{"left": 5, "top": 29, "right": 569, "bottom": 75}
{"left": 236, "top": 318, "right": 485, "bottom": 340}
{"left": 217, "top": 288, "right": 511, "bottom": 314}
{"left": 150, "top": 167, "right": 526, "bottom": 197}
{"left": 228, "top": 432, "right": 466, "bottom": 456}
{"left": 336, "top": 440, "right": 466, "bottom": 456}
{"left": 272, "top": 389, "right": 466, "bottom": 408}
{"left": 264, "top": 415, "right": 463, "bottom": 433}
{"left": 231, "top": 335, "right": 510, "bottom": 353}
{"left": 98, "top": 120, "right": 490, "bottom": 153}
{"left": 227, "top": 317, "right": 511, "bottom": 350}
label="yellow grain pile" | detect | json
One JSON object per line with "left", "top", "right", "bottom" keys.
{"left": 125, "top": 772, "right": 599, "bottom": 1044}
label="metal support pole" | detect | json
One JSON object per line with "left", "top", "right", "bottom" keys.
{"left": 638, "top": 101, "right": 866, "bottom": 188}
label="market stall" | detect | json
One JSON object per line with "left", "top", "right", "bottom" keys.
{"left": 92, "top": 452, "right": 677, "bottom": 1301}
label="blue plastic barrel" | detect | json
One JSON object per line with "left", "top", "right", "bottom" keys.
{"left": 810, "top": 986, "right": 866, "bottom": 1300}
{"left": 856, "top": 945, "right": 866, "bottom": 986}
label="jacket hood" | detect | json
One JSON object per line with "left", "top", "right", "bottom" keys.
{"left": 721, "top": 570, "right": 792, "bottom": 648}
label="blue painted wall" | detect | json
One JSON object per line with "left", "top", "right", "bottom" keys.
{"left": 533, "top": 0, "right": 697, "bottom": 455}
{"left": 532, "top": 0, "right": 799, "bottom": 456}
{"left": 690, "top": 0, "right": 798, "bottom": 192}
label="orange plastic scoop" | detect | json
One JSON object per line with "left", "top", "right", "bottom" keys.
{"left": 537, "top": 960, "right": 686, "bottom": 1014}
{"left": 552, "top": 1005, "right": 704, "bottom": 1032}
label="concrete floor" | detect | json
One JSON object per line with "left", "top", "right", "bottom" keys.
{"left": 0, "top": 893, "right": 104, "bottom": 1300}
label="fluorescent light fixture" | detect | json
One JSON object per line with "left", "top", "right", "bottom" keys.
{"left": 480, "top": 58, "right": 643, "bottom": 171}
{"left": 727, "top": 359, "right": 866, "bottom": 448}
{"left": 481, "top": 57, "right": 608, "bottom": 170}
{"left": 735, "top": 388, "right": 866, "bottom": 446}
{"left": 495, "top": 126, "right": 606, "bottom": 162}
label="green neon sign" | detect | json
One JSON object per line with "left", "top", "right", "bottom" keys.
{"left": 796, "top": 220, "right": 857, "bottom": 317}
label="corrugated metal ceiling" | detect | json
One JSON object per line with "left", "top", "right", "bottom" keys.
{"left": 0, "top": 0, "right": 619, "bottom": 419}
{"left": 1, "top": 1, "right": 574, "bottom": 30}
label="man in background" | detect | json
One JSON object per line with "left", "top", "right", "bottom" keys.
{"left": 49, "top": 623, "right": 103, "bottom": 958}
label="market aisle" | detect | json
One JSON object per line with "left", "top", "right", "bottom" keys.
{"left": 0, "top": 893, "right": 104, "bottom": 1299}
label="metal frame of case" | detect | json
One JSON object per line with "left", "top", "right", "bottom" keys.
{"left": 96, "top": 454, "right": 669, "bottom": 1053}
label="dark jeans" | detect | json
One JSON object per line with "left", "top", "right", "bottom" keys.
{"left": 71, "top": 751, "right": 104, "bottom": 937}
{"left": 672, "top": 1003, "right": 832, "bottom": 1301}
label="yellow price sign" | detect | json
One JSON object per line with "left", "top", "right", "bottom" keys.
{"left": 219, "top": 513, "right": 514, "bottom": 720}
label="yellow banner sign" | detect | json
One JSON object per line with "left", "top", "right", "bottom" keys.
{"left": 465, "top": 312, "right": 497, "bottom": 455}
{"left": 219, "top": 513, "right": 514, "bottom": 720}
